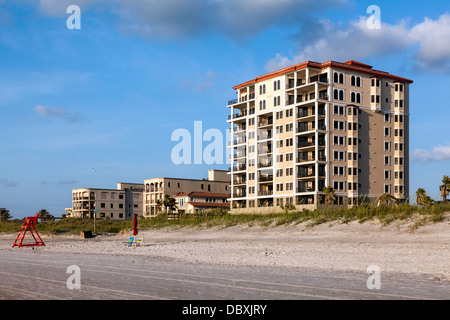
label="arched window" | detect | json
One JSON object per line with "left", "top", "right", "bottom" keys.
{"left": 334, "top": 72, "right": 339, "bottom": 83}
{"left": 263, "top": 100, "right": 266, "bottom": 109}
{"left": 339, "top": 74, "right": 344, "bottom": 84}
{"left": 201, "top": 184, "right": 204, "bottom": 190}
{"left": 351, "top": 76, "right": 355, "bottom": 86}
{"left": 356, "top": 77, "right": 361, "bottom": 87}
{"left": 274, "top": 97, "right": 277, "bottom": 106}
{"left": 334, "top": 89, "right": 338, "bottom": 100}
{"left": 259, "top": 101, "right": 262, "bottom": 110}
{"left": 356, "top": 93, "right": 361, "bottom": 104}
{"left": 277, "top": 96, "right": 280, "bottom": 106}
{"left": 208, "top": 185, "right": 211, "bottom": 192}
{"left": 259, "top": 85, "right": 262, "bottom": 95}
{"left": 274, "top": 81, "right": 277, "bottom": 91}
{"left": 277, "top": 80, "right": 281, "bottom": 90}
{"left": 339, "top": 90, "right": 344, "bottom": 101}
{"left": 351, "top": 92, "right": 356, "bottom": 103}
{"left": 263, "top": 84, "right": 266, "bottom": 94}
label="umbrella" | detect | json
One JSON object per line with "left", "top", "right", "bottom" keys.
{"left": 133, "top": 214, "right": 138, "bottom": 236}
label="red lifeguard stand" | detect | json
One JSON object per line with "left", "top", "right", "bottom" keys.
{"left": 12, "top": 214, "right": 46, "bottom": 248}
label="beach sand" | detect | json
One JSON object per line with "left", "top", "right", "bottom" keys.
{"left": 1, "top": 215, "right": 449, "bottom": 280}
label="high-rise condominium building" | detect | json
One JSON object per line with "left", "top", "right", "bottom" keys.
{"left": 227, "top": 60, "right": 412, "bottom": 213}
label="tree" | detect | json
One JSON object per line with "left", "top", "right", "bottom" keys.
{"left": 37, "top": 209, "right": 54, "bottom": 223}
{"left": 155, "top": 199, "right": 163, "bottom": 213}
{"left": 0, "top": 209, "right": 11, "bottom": 222}
{"left": 439, "top": 175, "right": 450, "bottom": 203}
{"left": 422, "top": 195, "right": 435, "bottom": 206}
{"left": 163, "top": 194, "right": 178, "bottom": 213}
{"left": 415, "top": 188, "right": 427, "bottom": 207}
{"left": 322, "top": 186, "right": 336, "bottom": 206}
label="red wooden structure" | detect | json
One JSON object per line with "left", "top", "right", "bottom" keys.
{"left": 12, "top": 214, "right": 46, "bottom": 248}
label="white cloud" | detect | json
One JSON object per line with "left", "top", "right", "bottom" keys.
{"left": 265, "top": 14, "right": 450, "bottom": 73}
{"left": 34, "top": 105, "right": 81, "bottom": 123}
{"left": 412, "top": 145, "right": 450, "bottom": 162}
{"left": 410, "top": 14, "right": 450, "bottom": 72}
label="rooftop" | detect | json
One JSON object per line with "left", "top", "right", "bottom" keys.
{"left": 233, "top": 60, "right": 413, "bottom": 90}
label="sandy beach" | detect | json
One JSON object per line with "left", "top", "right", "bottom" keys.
{"left": 1, "top": 215, "right": 449, "bottom": 281}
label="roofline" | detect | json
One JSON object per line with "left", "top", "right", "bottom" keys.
{"left": 232, "top": 60, "right": 413, "bottom": 90}
{"left": 143, "top": 177, "right": 229, "bottom": 183}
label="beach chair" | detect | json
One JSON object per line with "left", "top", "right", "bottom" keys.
{"left": 127, "top": 236, "right": 135, "bottom": 247}
{"left": 136, "top": 236, "right": 143, "bottom": 247}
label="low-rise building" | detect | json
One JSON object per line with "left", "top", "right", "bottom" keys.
{"left": 143, "top": 170, "right": 230, "bottom": 218}
{"left": 173, "top": 192, "right": 230, "bottom": 214}
{"left": 71, "top": 183, "right": 144, "bottom": 220}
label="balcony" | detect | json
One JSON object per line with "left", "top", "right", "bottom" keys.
{"left": 258, "top": 119, "right": 273, "bottom": 128}
{"left": 233, "top": 191, "right": 247, "bottom": 198}
{"left": 227, "top": 93, "right": 255, "bottom": 106}
{"left": 228, "top": 110, "right": 247, "bottom": 120}
{"left": 231, "top": 164, "right": 247, "bottom": 172}
{"left": 228, "top": 137, "right": 246, "bottom": 146}
{"left": 259, "top": 175, "right": 273, "bottom": 182}
{"left": 233, "top": 178, "right": 247, "bottom": 185}
{"left": 258, "top": 190, "right": 273, "bottom": 196}
{"left": 258, "top": 160, "right": 273, "bottom": 168}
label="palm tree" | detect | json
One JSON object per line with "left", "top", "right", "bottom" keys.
{"left": 322, "top": 186, "right": 336, "bottom": 206}
{"left": 439, "top": 175, "right": 450, "bottom": 203}
{"left": 37, "top": 209, "right": 54, "bottom": 223}
{"left": 155, "top": 199, "right": 163, "bottom": 214}
{"left": 415, "top": 188, "right": 427, "bottom": 207}
{"left": 422, "top": 195, "right": 435, "bottom": 206}
{"left": 163, "top": 194, "right": 178, "bottom": 213}
{"left": 0, "top": 208, "right": 11, "bottom": 222}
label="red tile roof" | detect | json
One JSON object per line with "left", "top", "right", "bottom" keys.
{"left": 232, "top": 60, "right": 413, "bottom": 90}
{"left": 174, "top": 192, "right": 230, "bottom": 198}
{"left": 187, "top": 202, "right": 230, "bottom": 208}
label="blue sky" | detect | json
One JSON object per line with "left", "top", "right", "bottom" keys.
{"left": 1, "top": 0, "right": 449, "bottom": 218}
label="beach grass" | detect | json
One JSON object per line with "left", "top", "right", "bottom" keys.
{"left": 1, "top": 202, "right": 448, "bottom": 235}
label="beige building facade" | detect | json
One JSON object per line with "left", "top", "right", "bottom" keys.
{"left": 227, "top": 60, "right": 412, "bottom": 213}
{"left": 143, "top": 170, "right": 230, "bottom": 218}
{"left": 71, "top": 183, "right": 144, "bottom": 220}
{"left": 173, "top": 191, "right": 230, "bottom": 214}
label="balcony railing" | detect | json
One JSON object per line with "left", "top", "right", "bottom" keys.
{"left": 258, "top": 120, "right": 273, "bottom": 127}
{"left": 258, "top": 190, "right": 273, "bottom": 196}
{"left": 259, "top": 175, "right": 273, "bottom": 182}
{"left": 233, "top": 178, "right": 247, "bottom": 185}
{"left": 230, "top": 164, "right": 247, "bottom": 172}
{"left": 258, "top": 161, "right": 273, "bottom": 168}
{"left": 228, "top": 110, "right": 247, "bottom": 120}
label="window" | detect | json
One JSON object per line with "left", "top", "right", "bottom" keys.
{"left": 339, "top": 73, "right": 344, "bottom": 84}
{"left": 384, "top": 170, "right": 391, "bottom": 180}
{"left": 356, "top": 77, "right": 361, "bottom": 87}
{"left": 384, "top": 141, "right": 391, "bottom": 151}
{"left": 339, "top": 90, "right": 344, "bottom": 101}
